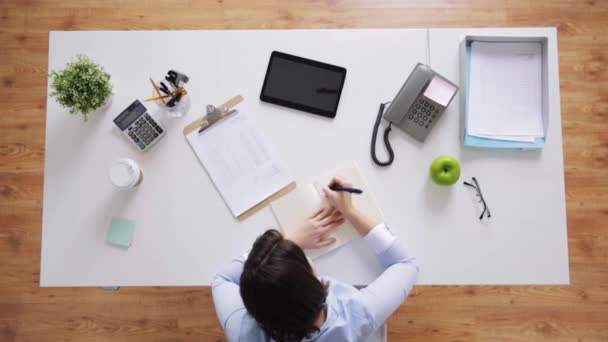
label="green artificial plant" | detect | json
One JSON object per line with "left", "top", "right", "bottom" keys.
{"left": 49, "top": 54, "right": 113, "bottom": 121}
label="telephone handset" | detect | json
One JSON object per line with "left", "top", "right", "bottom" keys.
{"left": 371, "top": 63, "right": 459, "bottom": 166}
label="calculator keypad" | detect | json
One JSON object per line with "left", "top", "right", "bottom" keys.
{"left": 127, "top": 113, "right": 164, "bottom": 151}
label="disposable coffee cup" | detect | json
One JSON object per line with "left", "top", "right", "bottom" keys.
{"left": 109, "top": 158, "right": 143, "bottom": 189}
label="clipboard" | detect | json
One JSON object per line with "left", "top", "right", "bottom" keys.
{"left": 183, "top": 95, "right": 296, "bottom": 221}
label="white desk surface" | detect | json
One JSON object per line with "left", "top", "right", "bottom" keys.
{"left": 41, "top": 28, "right": 569, "bottom": 286}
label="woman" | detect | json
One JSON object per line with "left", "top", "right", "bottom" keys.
{"left": 212, "top": 177, "right": 418, "bottom": 342}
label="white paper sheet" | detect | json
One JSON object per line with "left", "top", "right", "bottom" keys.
{"left": 468, "top": 133, "right": 536, "bottom": 143}
{"left": 468, "top": 42, "right": 544, "bottom": 138}
{"left": 186, "top": 108, "right": 292, "bottom": 217}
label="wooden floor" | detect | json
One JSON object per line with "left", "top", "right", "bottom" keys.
{"left": 1, "top": 0, "right": 607, "bottom": 341}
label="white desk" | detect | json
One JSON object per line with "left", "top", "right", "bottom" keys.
{"left": 41, "top": 28, "right": 569, "bottom": 286}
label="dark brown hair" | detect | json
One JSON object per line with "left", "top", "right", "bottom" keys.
{"left": 240, "top": 230, "right": 328, "bottom": 342}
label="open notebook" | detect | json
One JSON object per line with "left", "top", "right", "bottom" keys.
{"left": 270, "top": 162, "right": 383, "bottom": 259}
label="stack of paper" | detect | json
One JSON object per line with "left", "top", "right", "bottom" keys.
{"left": 465, "top": 41, "right": 545, "bottom": 148}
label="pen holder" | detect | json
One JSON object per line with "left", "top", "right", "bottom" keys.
{"left": 151, "top": 81, "right": 191, "bottom": 118}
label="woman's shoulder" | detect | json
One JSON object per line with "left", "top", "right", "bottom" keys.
{"left": 323, "top": 277, "right": 372, "bottom": 318}
{"left": 312, "top": 276, "right": 377, "bottom": 341}
{"left": 232, "top": 312, "right": 271, "bottom": 342}
{"left": 324, "top": 276, "right": 360, "bottom": 294}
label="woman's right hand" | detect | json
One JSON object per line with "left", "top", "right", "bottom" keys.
{"left": 322, "top": 176, "right": 355, "bottom": 217}
{"left": 323, "top": 176, "right": 378, "bottom": 236}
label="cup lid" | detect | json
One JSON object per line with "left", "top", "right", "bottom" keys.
{"left": 109, "top": 158, "right": 140, "bottom": 188}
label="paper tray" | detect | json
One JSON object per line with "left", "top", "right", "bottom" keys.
{"left": 459, "top": 35, "right": 549, "bottom": 149}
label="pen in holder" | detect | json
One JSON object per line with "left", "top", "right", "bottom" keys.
{"left": 147, "top": 70, "right": 191, "bottom": 118}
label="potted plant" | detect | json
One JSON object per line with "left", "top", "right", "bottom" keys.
{"left": 49, "top": 54, "right": 113, "bottom": 121}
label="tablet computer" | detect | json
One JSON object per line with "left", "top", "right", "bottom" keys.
{"left": 260, "top": 51, "right": 347, "bottom": 118}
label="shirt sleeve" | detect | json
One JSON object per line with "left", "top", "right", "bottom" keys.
{"left": 211, "top": 252, "right": 249, "bottom": 341}
{"left": 359, "top": 223, "right": 419, "bottom": 329}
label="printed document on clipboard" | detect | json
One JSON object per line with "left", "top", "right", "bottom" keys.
{"left": 184, "top": 96, "right": 294, "bottom": 219}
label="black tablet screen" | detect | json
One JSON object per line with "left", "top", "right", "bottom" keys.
{"left": 260, "top": 52, "right": 346, "bottom": 118}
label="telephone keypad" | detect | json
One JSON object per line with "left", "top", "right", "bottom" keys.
{"left": 406, "top": 97, "right": 440, "bottom": 131}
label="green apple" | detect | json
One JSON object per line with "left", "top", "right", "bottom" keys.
{"left": 430, "top": 155, "right": 461, "bottom": 186}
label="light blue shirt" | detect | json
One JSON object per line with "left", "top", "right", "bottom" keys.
{"left": 212, "top": 224, "right": 418, "bottom": 342}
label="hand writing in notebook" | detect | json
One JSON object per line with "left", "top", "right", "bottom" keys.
{"left": 323, "top": 176, "right": 354, "bottom": 215}
{"left": 270, "top": 163, "right": 384, "bottom": 259}
{"left": 286, "top": 177, "right": 378, "bottom": 250}
{"left": 322, "top": 177, "right": 378, "bottom": 236}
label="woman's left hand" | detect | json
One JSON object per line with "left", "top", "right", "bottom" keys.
{"left": 287, "top": 207, "right": 344, "bottom": 249}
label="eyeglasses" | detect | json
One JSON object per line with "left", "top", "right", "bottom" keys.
{"left": 463, "top": 177, "right": 491, "bottom": 220}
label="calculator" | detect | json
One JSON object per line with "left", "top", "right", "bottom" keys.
{"left": 113, "top": 100, "right": 166, "bottom": 152}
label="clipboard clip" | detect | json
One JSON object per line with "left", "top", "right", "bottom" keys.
{"left": 198, "top": 104, "right": 238, "bottom": 134}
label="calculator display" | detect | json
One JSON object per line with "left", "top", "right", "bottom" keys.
{"left": 114, "top": 100, "right": 147, "bottom": 130}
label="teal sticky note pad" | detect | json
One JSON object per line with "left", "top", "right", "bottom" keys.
{"left": 106, "top": 217, "right": 135, "bottom": 248}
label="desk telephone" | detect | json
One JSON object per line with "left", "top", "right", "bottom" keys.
{"left": 371, "top": 63, "right": 459, "bottom": 166}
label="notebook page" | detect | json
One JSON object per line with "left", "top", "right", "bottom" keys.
{"left": 186, "top": 110, "right": 292, "bottom": 217}
{"left": 270, "top": 184, "right": 322, "bottom": 234}
{"left": 468, "top": 42, "right": 544, "bottom": 137}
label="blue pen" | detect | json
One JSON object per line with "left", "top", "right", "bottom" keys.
{"left": 159, "top": 82, "right": 172, "bottom": 95}
{"left": 330, "top": 185, "right": 363, "bottom": 194}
